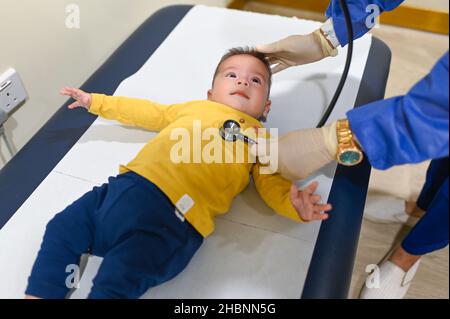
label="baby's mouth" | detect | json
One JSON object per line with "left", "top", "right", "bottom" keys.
{"left": 231, "top": 91, "right": 250, "bottom": 99}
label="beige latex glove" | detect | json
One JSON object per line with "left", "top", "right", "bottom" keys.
{"left": 252, "top": 122, "right": 338, "bottom": 181}
{"left": 256, "top": 29, "right": 338, "bottom": 73}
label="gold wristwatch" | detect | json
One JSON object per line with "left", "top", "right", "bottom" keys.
{"left": 336, "top": 119, "right": 363, "bottom": 166}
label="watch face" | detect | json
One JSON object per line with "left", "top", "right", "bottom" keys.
{"left": 339, "top": 151, "right": 362, "bottom": 165}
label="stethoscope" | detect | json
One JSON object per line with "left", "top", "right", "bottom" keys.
{"left": 219, "top": 119, "right": 257, "bottom": 145}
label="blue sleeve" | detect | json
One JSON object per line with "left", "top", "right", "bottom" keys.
{"left": 347, "top": 52, "right": 449, "bottom": 170}
{"left": 326, "top": 0, "right": 404, "bottom": 46}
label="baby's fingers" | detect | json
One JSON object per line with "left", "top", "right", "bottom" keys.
{"left": 60, "top": 87, "right": 84, "bottom": 99}
{"left": 304, "top": 181, "right": 319, "bottom": 195}
{"left": 311, "top": 194, "right": 321, "bottom": 203}
{"left": 60, "top": 87, "right": 72, "bottom": 96}
{"left": 310, "top": 212, "right": 329, "bottom": 221}
{"left": 314, "top": 203, "right": 332, "bottom": 213}
{"left": 68, "top": 101, "right": 80, "bottom": 109}
{"left": 60, "top": 88, "right": 79, "bottom": 100}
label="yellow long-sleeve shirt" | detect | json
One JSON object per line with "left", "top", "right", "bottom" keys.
{"left": 89, "top": 94, "right": 303, "bottom": 237}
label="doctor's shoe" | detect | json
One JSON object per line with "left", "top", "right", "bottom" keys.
{"left": 363, "top": 194, "right": 420, "bottom": 227}
{"left": 359, "top": 259, "right": 421, "bottom": 299}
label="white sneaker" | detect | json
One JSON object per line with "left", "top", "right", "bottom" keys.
{"left": 360, "top": 259, "right": 421, "bottom": 299}
{"left": 364, "top": 194, "right": 419, "bottom": 226}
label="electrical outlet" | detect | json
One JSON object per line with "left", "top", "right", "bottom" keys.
{"left": 0, "top": 68, "right": 28, "bottom": 116}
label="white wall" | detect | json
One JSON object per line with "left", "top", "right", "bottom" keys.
{"left": 0, "top": 0, "right": 229, "bottom": 168}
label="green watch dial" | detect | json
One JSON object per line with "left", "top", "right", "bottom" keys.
{"left": 339, "top": 151, "right": 362, "bottom": 165}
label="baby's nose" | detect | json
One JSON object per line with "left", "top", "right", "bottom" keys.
{"left": 237, "top": 80, "right": 249, "bottom": 87}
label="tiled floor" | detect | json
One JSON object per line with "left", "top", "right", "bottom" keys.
{"left": 239, "top": 1, "right": 449, "bottom": 299}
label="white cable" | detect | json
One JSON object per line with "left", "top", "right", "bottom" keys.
{"left": 0, "top": 124, "right": 15, "bottom": 158}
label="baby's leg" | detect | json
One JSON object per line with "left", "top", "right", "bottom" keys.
{"left": 88, "top": 226, "right": 203, "bottom": 299}
{"left": 25, "top": 184, "right": 107, "bottom": 299}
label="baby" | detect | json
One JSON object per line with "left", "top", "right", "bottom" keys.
{"left": 26, "top": 48, "right": 332, "bottom": 299}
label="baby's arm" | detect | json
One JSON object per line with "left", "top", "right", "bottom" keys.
{"left": 60, "top": 87, "right": 179, "bottom": 131}
{"left": 252, "top": 164, "right": 332, "bottom": 222}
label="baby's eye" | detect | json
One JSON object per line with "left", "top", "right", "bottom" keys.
{"left": 226, "top": 72, "right": 237, "bottom": 78}
{"left": 252, "top": 77, "right": 262, "bottom": 84}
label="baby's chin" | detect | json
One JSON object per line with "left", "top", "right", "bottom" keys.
{"left": 210, "top": 98, "right": 260, "bottom": 119}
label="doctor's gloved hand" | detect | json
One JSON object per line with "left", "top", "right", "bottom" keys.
{"left": 60, "top": 87, "right": 92, "bottom": 110}
{"left": 290, "top": 182, "right": 332, "bottom": 222}
{"left": 256, "top": 29, "right": 338, "bottom": 73}
{"left": 251, "top": 122, "right": 338, "bottom": 181}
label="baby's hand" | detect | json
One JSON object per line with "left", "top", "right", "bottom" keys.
{"left": 60, "top": 87, "right": 92, "bottom": 110}
{"left": 290, "top": 181, "right": 332, "bottom": 221}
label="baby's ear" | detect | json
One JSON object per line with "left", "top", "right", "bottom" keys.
{"left": 259, "top": 100, "right": 272, "bottom": 122}
{"left": 207, "top": 89, "right": 213, "bottom": 100}
{"left": 263, "top": 99, "right": 272, "bottom": 117}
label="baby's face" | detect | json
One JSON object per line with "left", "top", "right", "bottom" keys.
{"left": 208, "top": 54, "right": 271, "bottom": 119}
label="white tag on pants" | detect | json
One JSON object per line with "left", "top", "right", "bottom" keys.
{"left": 174, "top": 194, "right": 195, "bottom": 222}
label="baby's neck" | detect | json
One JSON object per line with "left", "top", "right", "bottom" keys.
{"left": 208, "top": 99, "right": 259, "bottom": 120}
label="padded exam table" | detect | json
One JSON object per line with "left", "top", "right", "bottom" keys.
{"left": 0, "top": 5, "right": 391, "bottom": 299}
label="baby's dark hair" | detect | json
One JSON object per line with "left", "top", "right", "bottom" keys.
{"left": 212, "top": 47, "right": 272, "bottom": 97}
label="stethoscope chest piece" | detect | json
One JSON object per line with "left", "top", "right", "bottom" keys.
{"left": 219, "top": 119, "right": 257, "bottom": 145}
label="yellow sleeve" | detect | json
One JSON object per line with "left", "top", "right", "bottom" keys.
{"left": 252, "top": 162, "right": 304, "bottom": 223}
{"left": 88, "top": 93, "right": 181, "bottom": 131}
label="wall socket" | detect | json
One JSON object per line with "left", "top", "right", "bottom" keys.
{"left": 0, "top": 68, "right": 28, "bottom": 118}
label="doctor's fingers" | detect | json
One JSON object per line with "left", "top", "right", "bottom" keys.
{"left": 257, "top": 35, "right": 301, "bottom": 54}
{"left": 267, "top": 56, "right": 284, "bottom": 65}
{"left": 256, "top": 41, "right": 284, "bottom": 55}
{"left": 271, "top": 63, "right": 290, "bottom": 74}
{"left": 251, "top": 137, "right": 278, "bottom": 156}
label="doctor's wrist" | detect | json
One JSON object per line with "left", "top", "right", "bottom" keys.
{"left": 321, "top": 122, "right": 339, "bottom": 158}
{"left": 313, "top": 29, "right": 338, "bottom": 58}
{"left": 320, "top": 18, "right": 341, "bottom": 49}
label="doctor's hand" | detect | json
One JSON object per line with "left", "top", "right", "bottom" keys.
{"left": 290, "top": 182, "right": 332, "bottom": 221}
{"left": 60, "top": 87, "right": 92, "bottom": 110}
{"left": 256, "top": 29, "right": 337, "bottom": 73}
{"left": 251, "top": 123, "right": 338, "bottom": 181}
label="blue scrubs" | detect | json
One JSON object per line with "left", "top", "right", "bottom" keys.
{"left": 26, "top": 172, "right": 203, "bottom": 299}
{"left": 326, "top": 0, "right": 404, "bottom": 47}
{"left": 326, "top": 0, "right": 449, "bottom": 169}
{"left": 402, "top": 158, "right": 449, "bottom": 255}
{"left": 348, "top": 52, "right": 449, "bottom": 169}
{"left": 327, "top": 1, "right": 449, "bottom": 256}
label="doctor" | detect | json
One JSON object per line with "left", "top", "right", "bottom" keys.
{"left": 254, "top": 0, "right": 449, "bottom": 298}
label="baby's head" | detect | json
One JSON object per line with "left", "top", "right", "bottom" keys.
{"left": 208, "top": 47, "right": 272, "bottom": 120}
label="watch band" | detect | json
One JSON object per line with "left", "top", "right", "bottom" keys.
{"left": 336, "top": 119, "right": 356, "bottom": 148}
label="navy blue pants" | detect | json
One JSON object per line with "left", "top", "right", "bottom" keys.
{"left": 26, "top": 172, "right": 203, "bottom": 299}
{"left": 402, "top": 157, "right": 449, "bottom": 255}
